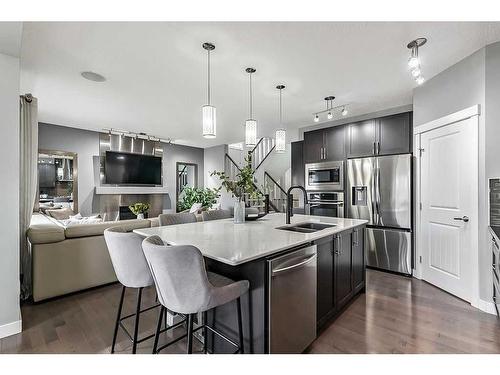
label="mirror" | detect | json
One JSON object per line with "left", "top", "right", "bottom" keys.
{"left": 38, "top": 149, "right": 78, "bottom": 213}
{"left": 176, "top": 162, "right": 198, "bottom": 212}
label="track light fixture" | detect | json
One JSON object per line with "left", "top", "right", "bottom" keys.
{"left": 312, "top": 96, "right": 348, "bottom": 123}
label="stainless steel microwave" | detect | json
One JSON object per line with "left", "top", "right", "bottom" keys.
{"left": 305, "top": 161, "right": 344, "bottom": 191}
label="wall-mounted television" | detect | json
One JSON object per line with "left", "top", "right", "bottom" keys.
{"left": 105, "top": 151, "right": 162, "bottom": 185}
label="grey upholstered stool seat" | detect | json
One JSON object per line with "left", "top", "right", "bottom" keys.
{"left": 158, "top": 212, "right": 197, "bottom": 226}
{"left": 202, "top": 209, "right": 232, "bottom": 221}
{"left": 104, "top": 227, "right": 183, "bottom": 353}
{"left": 142, "top": 235, "right": 249, "bottom": 354}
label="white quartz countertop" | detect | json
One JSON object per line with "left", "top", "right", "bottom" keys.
{"left": 133, "top": 213, "right": 367, "bottom": 266}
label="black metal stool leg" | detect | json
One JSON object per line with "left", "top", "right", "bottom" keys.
{"left": 203, "top": 311, "right": 208, "bottom": 354}
{"left": 187, "top": 314, "right": 194, "bottom": 354}
{"left": 132, "top": 287, "right": 143, "bottom": 354}
{"left": 152, "top": 306, "right": 164, "bottom": 354}
{"left": 111, "top": 286, "right": 126, "bottom": 354}
{"left": 236, "top": 297, "right": 244, "bottom": 354}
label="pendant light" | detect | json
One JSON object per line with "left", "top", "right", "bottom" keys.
{"left": 406, "top": 38, "right": 427, "bottom": 86}
{"left": 275, "top": 85, "right": 286, "bottom": 153}
{"left": 245, "top": 68, "right": 257, "bottom": 147}
{"left": 202, "top": 42, "right": 216, "bottom": 138}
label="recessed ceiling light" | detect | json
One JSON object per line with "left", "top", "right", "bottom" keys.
{"left": 81, "top": 71, "right": 106, "bottom": 82}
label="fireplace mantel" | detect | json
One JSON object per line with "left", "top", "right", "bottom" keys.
{"left": 94, "top": 186, "right": 169, "bottom": 195}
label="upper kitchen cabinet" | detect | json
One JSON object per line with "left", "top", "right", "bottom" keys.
{"left": 303, "top": 129, "right": 324, "bottom": 162}
{"left": 324, "top": 125, "right": 345, "bottom": 161}
{"left": 347, "top": 119, "right": 376, "bottom": 158}
{"left": 303, "top": 125, "right": 345, "bottom": 163}
{"left": 377, "top": 112, "right": 411, "bottom": 155}
{"left": 347, "top": 112, "right": 411, "bottom": 158}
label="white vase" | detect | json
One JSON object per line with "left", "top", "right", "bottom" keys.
{"left": 137, "top": 213, "right": 145, "bottom": 220}
{"left": 233, "top": 199, "right": 245, "bottom": 224}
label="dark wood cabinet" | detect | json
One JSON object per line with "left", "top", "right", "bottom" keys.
{"left": 291, "top": 141, "right": 304, "bottom": 187}
{"left": 347, "top": 119, "right": 376, "bottom": 158}
{"left": 346, "top": 112, "right": 412, "bottom": 158}
{"left": 377, "top": 112, "right": 411, "bottom": 155}
{"left": 315, "top": 226, "right": 365, "bottom": 329}
{"left": 303, "top": 125, "right": 345, "bottom": 163}
{"left": 316, "top": 236, "right": 335, "bottom": 326}
{"left": 334, "top": 230, "right": 354, "bottom": 309}
{"left": 324, "top": 125, "right": 345, "bottom": 161}
{"left": 303, "top": 129, "right": 324, "bottom": 163}
{"left": 351, "top": 226, "right": 365, "bottom": 294}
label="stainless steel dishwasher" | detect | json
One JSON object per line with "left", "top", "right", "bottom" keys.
{"left": 268, "top": 244, "right": 317, "bottom": 353}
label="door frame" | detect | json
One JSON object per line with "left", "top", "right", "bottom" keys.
{"left": 413, "top": 105, "right": 480, "bottom": 309}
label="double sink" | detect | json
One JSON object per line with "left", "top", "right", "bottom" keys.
{"left": 276, "top": 222, "right": 336, "bottom": 233}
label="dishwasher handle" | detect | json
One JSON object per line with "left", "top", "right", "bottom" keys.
{"left": 271, "top": 254, "right": 317, "bottom": 276}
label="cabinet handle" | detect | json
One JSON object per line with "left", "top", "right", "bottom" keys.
{"left": 377, "top": 142, "right": 380, "bottom": 155}
{"left": 373, "top": 142, "right": 376, "bottom": 155}
{"left": 353, "top": 229, "right": 359, "bottom": 246}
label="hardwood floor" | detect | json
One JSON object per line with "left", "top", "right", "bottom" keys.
{"left": 1, "top": 269, "right": 500, "bottom": 354}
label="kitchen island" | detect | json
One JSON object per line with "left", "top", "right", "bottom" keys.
{"left": 134, "top": 213, "right": 367, "bottom": 353}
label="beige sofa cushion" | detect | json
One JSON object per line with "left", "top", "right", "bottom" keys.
{"left": 64, "top": 218, "right": 151, "bottom": 238}
{"left": 27, "top": 224, "right": 66, "bottom": 244}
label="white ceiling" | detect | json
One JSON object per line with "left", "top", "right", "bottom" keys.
{"left": 0, "top": 22, "right": 23, "bottom": 57}
{"left": 19, "top": 22, "right": 500, "bottom": 148}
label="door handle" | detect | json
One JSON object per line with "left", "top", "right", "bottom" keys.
{"left": 272, "top": 254, "right": 317, "bottom": 276}
{"left": 453, "top": 216, "right": 469, "bottom": 223}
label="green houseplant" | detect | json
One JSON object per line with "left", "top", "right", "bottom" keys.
{"left": 210, "top": 155, "right": 262, "bottom": 199}
{"left": 177, "top": 187, "right": 221, "bottom": 212}
{"left": 128, "top": 202, "right": 150, "bottom": 219}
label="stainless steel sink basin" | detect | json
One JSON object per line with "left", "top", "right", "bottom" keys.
{"left": 276, "top": 222, "right": 336, "bottom": 233}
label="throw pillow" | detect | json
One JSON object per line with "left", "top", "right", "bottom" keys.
{"left": 46, "top": 207, "right": 75, "bottom": 220}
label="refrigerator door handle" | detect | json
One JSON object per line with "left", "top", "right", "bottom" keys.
{"left": 375, "top": 165, "right": 381, "bottom": 225}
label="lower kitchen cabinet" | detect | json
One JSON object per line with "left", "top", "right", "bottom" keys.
{"left": 334, "top": 230, "right": 354, "bottom": 309}
{"left": 315, "top": 226, "right": 366, "bottom": 330}
{"left": 352, "top": 226, "right": 365, "bottom": 294}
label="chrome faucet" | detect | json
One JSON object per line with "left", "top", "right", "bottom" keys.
{"left": 286, "top": 185, "right": 308, "bottom": 224}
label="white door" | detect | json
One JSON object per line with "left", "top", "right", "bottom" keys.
{"left": 420, "top": 117, "right": 477, "bottom": 302}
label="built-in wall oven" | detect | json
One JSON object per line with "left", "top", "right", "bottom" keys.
{"left": 305, "top": 161, "right": 343, "bottom": 191}
{"left": 308, "top": 192, "right": 344, "bottom": 218}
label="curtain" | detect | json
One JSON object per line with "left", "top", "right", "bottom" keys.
{"left": 19, "top": 94, "right": 38, "bottom": 300}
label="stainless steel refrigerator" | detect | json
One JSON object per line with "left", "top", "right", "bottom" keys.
{"left": 347, "top": 154, "right": 412, "bottom": 275}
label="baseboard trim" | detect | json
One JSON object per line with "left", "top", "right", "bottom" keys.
{"left": 474, "top": 299, "right": 497, "bottom": 315}
{"left": 0, "top": 319, "right": 22, "bottom": 339}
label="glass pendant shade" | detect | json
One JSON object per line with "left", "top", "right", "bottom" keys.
{"left": 275, "top": 129, "right": 286, "bottom": 153}
{"left": 245, "top": 119, "right": 257, "bottom": 147}
{"left": 202, "top": 105, "right": 216, "bottom": 138}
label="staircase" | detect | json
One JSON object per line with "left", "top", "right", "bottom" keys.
{"left": 249, "top": 137, "right": 275, "bottom": 171}
{"left": 224, "top": 153, "right": 280, "bottom": 213}
{"left": 264, "top": 172, "right": 287, "bottom": 213}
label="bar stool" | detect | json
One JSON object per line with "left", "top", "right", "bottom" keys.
{"left": 158, "top": 213, "right": 197, "bottom": 226}
{"left": 104, "top": 227, "right": 185, "bottom": 353}
{"left": 142, "top": 235, "right": 249, "bottom": 354}
{"left": 202, "top": 209, "right": 232, "bottom": 221}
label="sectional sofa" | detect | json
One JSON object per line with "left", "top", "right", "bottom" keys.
{"left": 27, "top": 213, "right": 159, "bottom": 302}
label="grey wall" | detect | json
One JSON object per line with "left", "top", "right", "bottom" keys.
{"left": 486, "top": 42, "right": 500, "bottom": 200}
{"left": 412, "top": 47, "right": 490, "bottom": 302}
{"left": 0, "top": 52, "right": 21, "bottom": 337}
{"left": 38, "top": 123, "right": 100, "bottom": 216}
{"left": 204, "top": 144, "right": 233, "bottom": 209}
{"left": 38, "top": 123, "right": 205, "bottom": 216}
{"left": 413, "top": 48, "right": 486, "bottom": 127}
{"left": 162, "top": 142, "right": 204, "bottom": 213}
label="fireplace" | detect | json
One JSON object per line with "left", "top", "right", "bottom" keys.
{"left": 119, "top": 205, "right": 149, "bottom": 220}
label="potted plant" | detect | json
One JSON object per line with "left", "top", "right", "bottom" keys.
{"left": 177, "top": 187, "right": 221, "bottom": 213}
{"left": 211, "top": 155, "right": 263, "bottom": 223}
{"left": 128, "top": 202, "right": 150, "bottom": 220}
